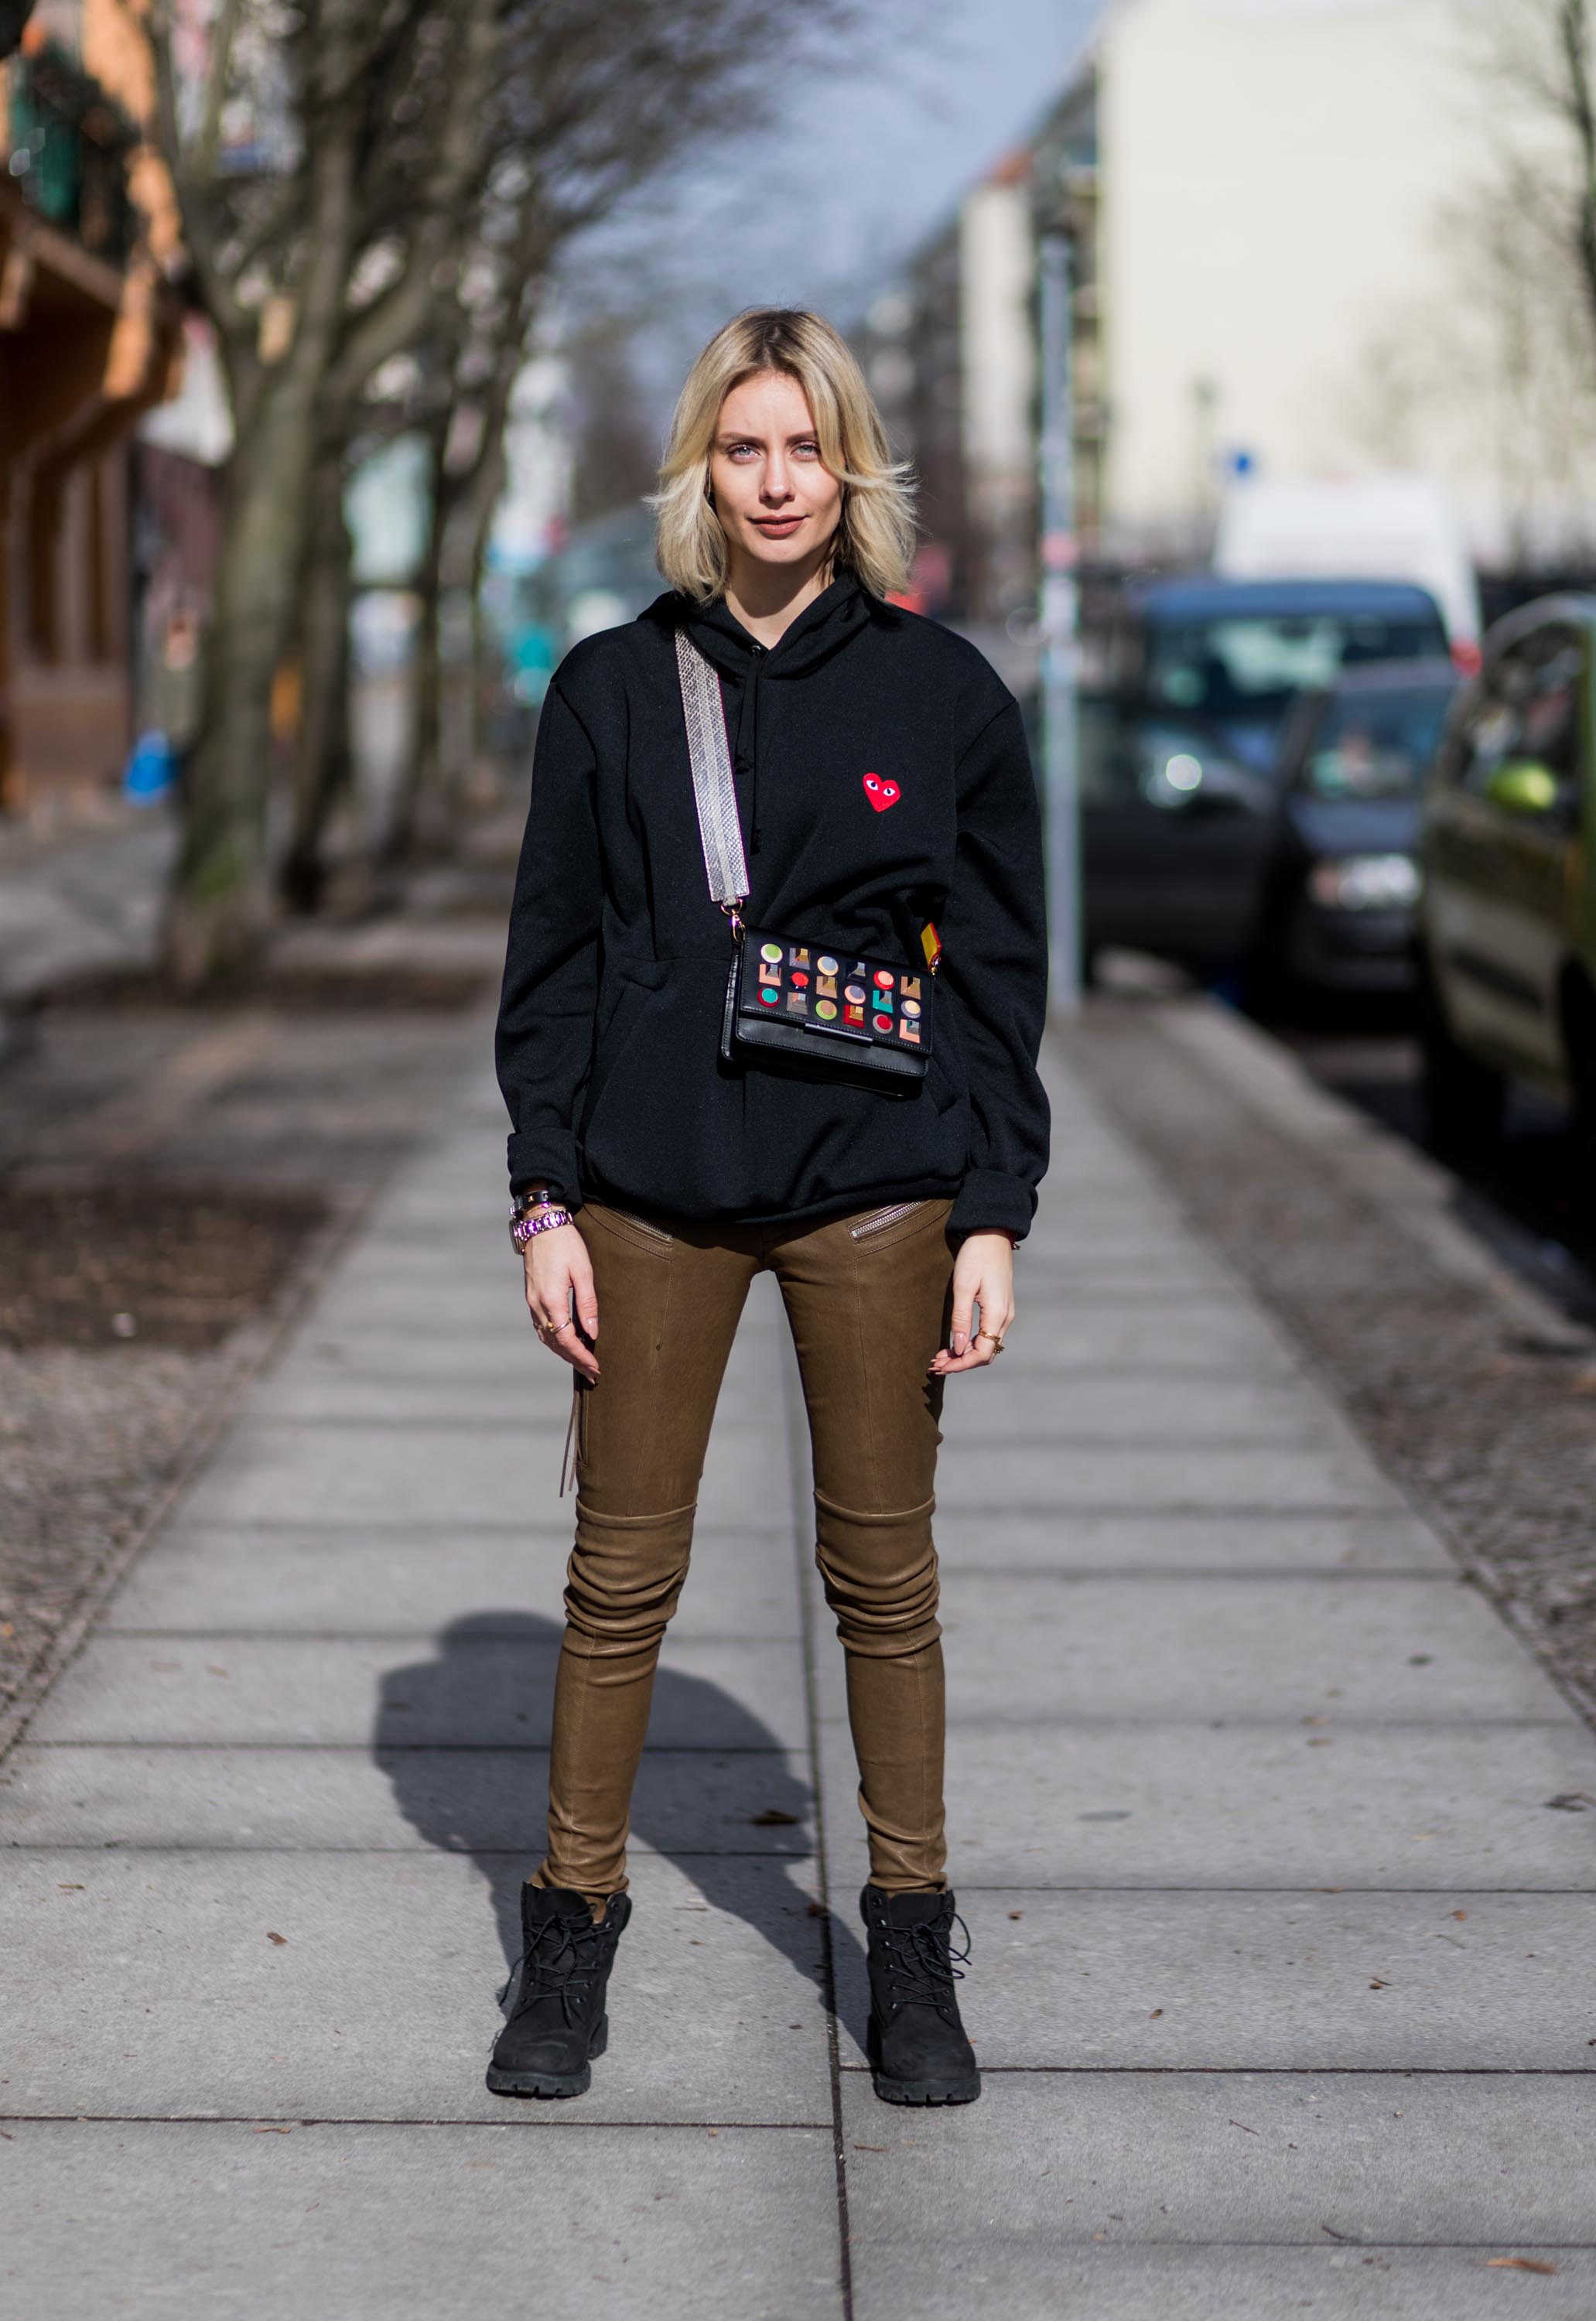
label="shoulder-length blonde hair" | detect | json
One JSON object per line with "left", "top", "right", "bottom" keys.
{"left": 652, "top": 308, "right": 917, "bottom": 604}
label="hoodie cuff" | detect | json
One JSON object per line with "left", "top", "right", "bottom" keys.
{"left": 948, "top": 1168, "right": 1037, "bottom": 1242}
{"left": 507, "top": 1130, "right": 584, "bottom": 1212}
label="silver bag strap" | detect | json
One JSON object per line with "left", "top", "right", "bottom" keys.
{"left": 675, "top": 628, "right": 749, "bottom": 911}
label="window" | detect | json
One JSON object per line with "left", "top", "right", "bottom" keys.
{"left": 1455, "top": 624, "right": 1584, "bottom": 802}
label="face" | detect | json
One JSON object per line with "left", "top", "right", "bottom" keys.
{"left": 708, "top": 371, "right": 843, "bottom": 581}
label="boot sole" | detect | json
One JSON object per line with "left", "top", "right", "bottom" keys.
{"left": 486, "top": 2015, "right": 607, "bottom": 2100}
{"left": 870, "top": 2067, "right": 981, "bottom": 2107}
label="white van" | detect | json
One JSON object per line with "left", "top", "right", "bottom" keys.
{"left": 1214, "top": 474, "right": 1482, "bottom": 671}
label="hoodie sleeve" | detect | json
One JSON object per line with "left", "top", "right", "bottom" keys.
{"left": 939, "top": 696, "right": 1051, "bottom": 1240}
{"left": 495, "top": 680, "right": 602, "bottom": 1204}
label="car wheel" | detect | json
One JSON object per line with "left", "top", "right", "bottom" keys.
{"left": 1417, "top": 956, "right": 1505, "bottom": 1154}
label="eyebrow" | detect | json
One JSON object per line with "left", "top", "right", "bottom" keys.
{"left": 716, "top": 429, "right": 820, "bottom": 446}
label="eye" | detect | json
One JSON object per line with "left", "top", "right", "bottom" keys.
{"left": 793, "top": 440, "right": 821, "bottom": 460}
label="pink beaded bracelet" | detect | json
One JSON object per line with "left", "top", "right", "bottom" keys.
{"left": 509, "top": 1203, "right": 572, "bottom": 1253}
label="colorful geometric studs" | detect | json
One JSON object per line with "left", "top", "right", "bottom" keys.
{"left": 901, "top": 998, "right": 921, "bottom": 1019}
{"left": 759, "top": 988, "right": 779, "bottom": 1006}
{"left": 816, "top": 972, "right": 837, "bottom": 998}
{"left": 817, "top": 955, "right": 839, "bottom": 975}
{"left": 900, "top": 975, "right": 921, "bottom": 1000}
{"left": 844, "top": 983, "right": 866, "bottom": 1006}
{"left": 791, "top": 972, "right": 808, "bottom": 989}
{"left": 788, "top": 947, "right": 810, "bottom": 967}
{"left": 815, "top": 999, "right": 837, "bottom": 1021}
{"left": 872, "top": 1013, "right": 892, "bottom": 1034}
{"left": 873, "top": 969, "right": 894, "bottom": 990}
{"left": 760, "top": 942, "right": 782, "bottom": 963}
{"left": 786, "top": 990, "right": 807, "bottom": 1012}
{"left": 844, "top": 1003, "right": 865, "bottom": 1026}
{"left": 898, "top": 1020, "right": 921, "bottom": 1044}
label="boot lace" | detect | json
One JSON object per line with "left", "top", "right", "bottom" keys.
{"left": 875, "top": 1911, "right": 972, "bottom": 2020}
{"left": 505, "top": 1911, "right": 610, "bottom": 2028}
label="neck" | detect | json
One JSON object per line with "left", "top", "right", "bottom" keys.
{"left": 723, "top": 547, "right": 837, "bottom": 649}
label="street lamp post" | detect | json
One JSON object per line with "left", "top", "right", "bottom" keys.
{"left": 1037, "top": 227, "right": 1081, "bottom": 1016}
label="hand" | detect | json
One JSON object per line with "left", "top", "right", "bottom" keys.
{"left": 523, "top": 1223, "right": 600, "bottom": 1382}
{"left": 928, "top": 1231, "right": 1014, "bottom": 1376}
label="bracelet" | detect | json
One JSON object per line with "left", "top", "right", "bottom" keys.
{"left": 508, "top": 1192, "right": 572, "bottom": 1253}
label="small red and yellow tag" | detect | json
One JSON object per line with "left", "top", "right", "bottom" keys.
{"left": 920, "top": 922, "right": 942, "bottom": 973}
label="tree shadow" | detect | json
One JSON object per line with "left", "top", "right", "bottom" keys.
{"left": 373, "top": 1608, "right": 866, "bottom": 2046}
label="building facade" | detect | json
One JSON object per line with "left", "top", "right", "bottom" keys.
{"left": 0, "top": 0, "right": 182, "bottom": 814}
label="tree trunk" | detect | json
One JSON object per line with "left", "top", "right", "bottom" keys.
{"left": 279, "top": 444, "right": 354, "bottom": 913}
{"left": 461, "top": 427, "right": 508, "bottom": 797}
{"left": 163, "top": 129, "right": 359, "bottom": 988}
{"left": 384, "top": 420, "right": 450, "bottom": 863}
{"left": 164, "top": 401, "right": 320, "bottom": 983}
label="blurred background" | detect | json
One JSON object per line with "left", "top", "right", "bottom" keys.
{"left": 5, "top": 0, "right": 1596, "bottom": 1304}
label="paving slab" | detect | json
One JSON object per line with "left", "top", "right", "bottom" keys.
{"left": 998, "top": 1307, "right": 1303, "bottom": 1370}
{"left": 0, "top": 2121, "right": 842, "bottom": 2321}
{"left": 921, "top": 1576, "right": 1570, "bottom": 1723}
{"left": 838, "top": 2072, "right": 1596, "bottom": 2243}
{"left": 935, "top": 1372, "right": 1379, "bottom": 1447}
{"left": 5, "top": 1849, "right": 831, "bottom": 2126}
{"left": 930, "top": 1509, "right": 1454, "bottom": 1574}
{"left": 171, "top": 1415, "right": 795, "bottom": 1530}
{"left": 931, "top": 1444, "right": 1401, "bottom": 1513}
{"left": 842, "top": 2242, "right": 1596, "bottom": 2321}
{"left": 831, "top": 1889, "right": 1596, "bottom": 2070}
{"left": 99, "top": 1519, "right": 802, "bottom": 1641}
{"left": 26, "top": 1632, "right": 809, "bottom": 1749}
{"left": 2, "top": 1743, "right": 812, "bottom": 1855}
{"left": 813, "top": 1718, "right": 1596, "bottom": 1891}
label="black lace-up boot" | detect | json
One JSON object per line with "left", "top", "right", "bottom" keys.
{"left": 486, "top": 1885, "right": 631, "bottom": 2098}
{"left": 860, "top": 1884, "right": 980, "bottom": 2105}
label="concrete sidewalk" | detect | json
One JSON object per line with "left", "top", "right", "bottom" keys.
{"left": 5, "top": 1032, "right": 1596, "bottom": 2319}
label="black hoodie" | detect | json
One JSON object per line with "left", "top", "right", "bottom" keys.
{"left": 496, "top": 575, "right": 1050, "bottom": 1239}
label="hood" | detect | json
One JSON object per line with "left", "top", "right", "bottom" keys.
{"left": 643, "top": 571, "right": 879, "bottom": 682}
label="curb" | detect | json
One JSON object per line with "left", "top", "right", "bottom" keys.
{"left": 1155, "top": 996, "right": 1594, "bottom": 1352}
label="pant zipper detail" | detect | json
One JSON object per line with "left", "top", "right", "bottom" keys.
{"left": 614, "top": 1210, "right": 673, "bottom": 1245}
{"left": 850, "top": 1202, "right": 924, "bottom": 1242}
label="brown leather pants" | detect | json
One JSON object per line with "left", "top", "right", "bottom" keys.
{"left": 532, "top": 1195, "right": 955, "bottom": 1907}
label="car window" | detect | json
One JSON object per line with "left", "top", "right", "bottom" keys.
{"left": 1143, "top": 612, "right": 1447, "bottom": 731}
{"left": 1456, "top": 625, "right": 1584, "bottom": 801}
{"left": 1301, "top": 684, "right": 1456, "bottom": 800}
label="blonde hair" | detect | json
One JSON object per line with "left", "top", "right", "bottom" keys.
{"left": 653, "top": 308, "right": 917, "bottom": 604}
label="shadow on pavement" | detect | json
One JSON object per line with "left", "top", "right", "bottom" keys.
{"left": 374, "top": 1609, "right": 866, "bottom": 2044}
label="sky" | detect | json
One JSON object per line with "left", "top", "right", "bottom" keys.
{"left": 584, "top": 0, "right": 1106, "bottom": 404}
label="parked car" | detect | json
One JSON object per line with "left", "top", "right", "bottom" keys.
{"left": 1250, "top": 659, "right": 1460, "bottom": 999}
{"left": 1074, "top": 576, "right": 1454, "bottom": 976}
{"left": 1213, "top": 473, "right": 1482, "bottom": 671}
{"left": 1415, "top": 596, "right": 1596, "bottom": 1154}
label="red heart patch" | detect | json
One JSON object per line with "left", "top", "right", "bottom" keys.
{"left": 863, "top": 773, "right": 901, "bottom": 812}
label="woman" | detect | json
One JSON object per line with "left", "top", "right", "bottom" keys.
{"left": 491, "top": 308, "right": 1048, "bottom": 2107}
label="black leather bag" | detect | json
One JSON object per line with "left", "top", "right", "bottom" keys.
{"left": 676, "top": 629, "right": 935, "bottom": 1096}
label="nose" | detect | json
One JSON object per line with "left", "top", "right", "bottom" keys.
{"left": 761, "top": 451, "right": 795, "bottom": 504}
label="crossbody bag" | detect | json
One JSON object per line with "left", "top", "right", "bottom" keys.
{"left": 675, "top": 628, "right": 939, "bottom": 1096}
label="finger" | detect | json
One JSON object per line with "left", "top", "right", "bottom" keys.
{"left": 547, "top": 1316, "right": 600, "bottom": 1381}
{"left": 948, "top": 1287, "right": 974, "bottom": 1359}
{"left": 567, "top": 1247, "right": 599, "bottom": 1340}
